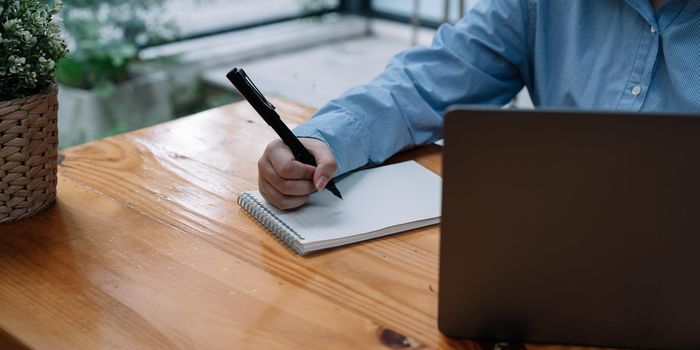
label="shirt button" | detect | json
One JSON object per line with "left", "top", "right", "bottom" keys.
{"left": 650, "top": 25, "right": 657, "bottom": 34}
{"left": 632, "top": 85, "right": 642, "bottom": 96}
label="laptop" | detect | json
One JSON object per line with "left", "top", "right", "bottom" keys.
{"left": 438, "top": 108, "right": 700, "bottom": 350}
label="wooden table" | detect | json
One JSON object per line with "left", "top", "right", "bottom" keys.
{"left": 0, "top": 99, "right": 596, "bottom": 349}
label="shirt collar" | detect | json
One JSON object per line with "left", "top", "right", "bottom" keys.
{"left": 625, "top": 0, "right": 689, "bottom": 30}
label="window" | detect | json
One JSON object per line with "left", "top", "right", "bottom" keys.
{"left": 372, "top": 0, "right": 477, "bottom": 26}
{"left": 160, "top": 0, "right": 341, "bottom": 42}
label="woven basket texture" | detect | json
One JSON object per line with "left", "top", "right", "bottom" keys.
{"left": 0, "top": 86, "right": 58, "bottom": 223}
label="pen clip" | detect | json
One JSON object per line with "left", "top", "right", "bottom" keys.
{"left": 239, "top": 69, "right": 276, "bottom": 110}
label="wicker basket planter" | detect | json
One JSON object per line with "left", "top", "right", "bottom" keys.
{"left": 0, "top": 86, "right": 59, "bottom": 223}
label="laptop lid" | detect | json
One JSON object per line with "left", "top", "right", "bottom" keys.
{"left": 438, "top": 108, "right": 700, "bottom": 350}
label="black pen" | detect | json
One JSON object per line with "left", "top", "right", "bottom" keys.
{"left": 226, "top": 68, "right": 343, "bottom": 199}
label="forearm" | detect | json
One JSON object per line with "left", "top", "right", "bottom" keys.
{"left": 295, "top": 0, "right": 530, "bottom": 175}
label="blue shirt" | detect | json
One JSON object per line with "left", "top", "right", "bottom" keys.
{"left": 293, "top": 0, "right": 700, "bottom": 175}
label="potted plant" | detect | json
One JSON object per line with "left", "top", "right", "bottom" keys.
{"left": 0, "top": 0, "right": 68, "bottom": 223}
{"left": 55, "top": 0, "right": 177, "bottom": 147}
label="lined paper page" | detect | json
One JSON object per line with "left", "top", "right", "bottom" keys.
{"left": 244, "top": 161, "right": 441, "bottom": 248}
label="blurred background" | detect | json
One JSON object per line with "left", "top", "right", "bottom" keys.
{"left": 55, "top": 0, "right": 531, "bottom": 148}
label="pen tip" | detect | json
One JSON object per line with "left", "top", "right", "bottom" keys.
{"left": 326, "top": 183, "right": 343, "bottom": 199}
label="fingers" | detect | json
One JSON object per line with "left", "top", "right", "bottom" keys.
{"left": 267, "top": 140, "right": 315, "bottom": 180}
{"left": 300, "top": 138, "right": 338, "bottom": 191}
{"left": 258, "top": 176, "right": 309, "bottom": 210}
{"left": 257, "top": 138, "right": 338, "bottom": 209}
{"left": 258, "top": 139, "right": 315, "bottom": 209}
{"left": 258, "top": 156, "right": 315, "bottom": 195}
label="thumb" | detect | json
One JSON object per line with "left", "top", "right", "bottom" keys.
{"left": 313, "top": 158, "right": 337, "bottom": 191}
{"left": 301, "top": 138, "right": 338, "bottom": 191}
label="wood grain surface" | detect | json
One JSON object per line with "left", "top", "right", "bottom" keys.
{"left": 0, "top": 99, "right": 608, "bottom": 350}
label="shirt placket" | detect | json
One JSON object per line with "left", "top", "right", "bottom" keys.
{"left": 617, "top": 22, "right": 661, "bottom": 111}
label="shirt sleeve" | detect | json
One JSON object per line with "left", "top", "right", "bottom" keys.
{"left": 293, "top": 0, "right": 530, "bottom": 175}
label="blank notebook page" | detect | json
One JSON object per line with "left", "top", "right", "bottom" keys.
{"left": 245, "top": 161, "right": 442, "bottom": 248}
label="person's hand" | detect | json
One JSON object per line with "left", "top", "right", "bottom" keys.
{"left": 258, "top": 138, "right": 338, "bottom": 210}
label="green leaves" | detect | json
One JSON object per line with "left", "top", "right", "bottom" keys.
{"left": 56, "top": 0, "right": 178, "bottom": 91}
{"left": 55, "top": 44, "right": 131, "bottom": 96}
{"left": 298, "top": 0, "right": 334, "bottom": 13}
{"left": 0, "top": 0, "right": 68, "bottom": 100}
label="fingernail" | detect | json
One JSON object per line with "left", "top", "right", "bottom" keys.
{"left": 315, "top": 176, "right": 328, "bottom": 191}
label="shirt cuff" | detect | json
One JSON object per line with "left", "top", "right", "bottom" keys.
{"left": 293, "top": 111, "right": 371, "bottom": 176}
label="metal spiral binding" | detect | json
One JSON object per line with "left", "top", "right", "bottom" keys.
{"left": 238, "top": 192, "right": 304, "bottom": 254}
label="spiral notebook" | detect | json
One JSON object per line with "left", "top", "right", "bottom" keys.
{"left": 238, "top": 161, "right": 442, "bottom": 255}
